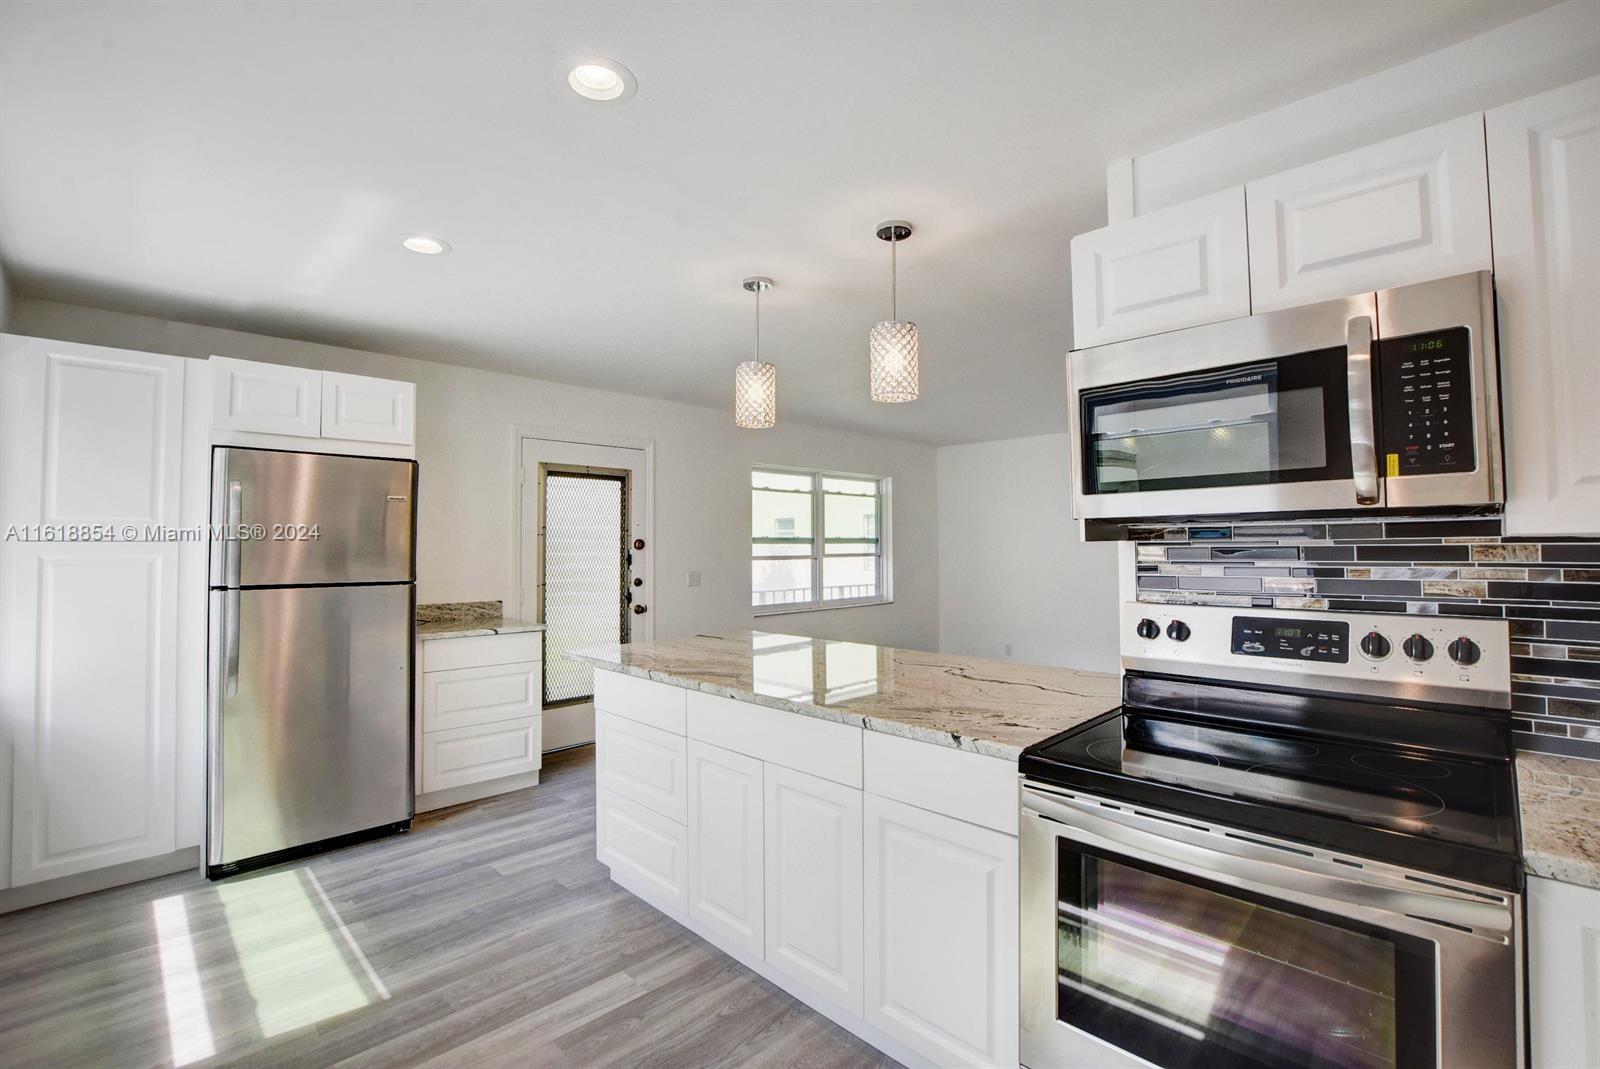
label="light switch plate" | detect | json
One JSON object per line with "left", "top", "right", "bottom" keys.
{"left": 687, "top": 570, "right": 702, "bottom": 588}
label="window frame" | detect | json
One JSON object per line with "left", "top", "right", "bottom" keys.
{"left": 750, "top": 466, "right": 892, "bottom": 615}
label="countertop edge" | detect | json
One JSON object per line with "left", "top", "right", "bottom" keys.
{"left": 576, "top": 657, "right": 1023, "bottom": 761}
{"left": 1523, "top": 849, "right": 1600, "bottom": 892}
{"left": 417, "top": 621, "right": 545, "bottom": 641}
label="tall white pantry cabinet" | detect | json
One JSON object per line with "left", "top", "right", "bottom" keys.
{"left": 0, "top": 338, "right": 418, "bottom": 908}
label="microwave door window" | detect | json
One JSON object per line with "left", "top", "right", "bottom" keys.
{"left": 1084, "top": 349, "right": 1349, "bottom": 495}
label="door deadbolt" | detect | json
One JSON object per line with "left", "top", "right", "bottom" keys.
{"left": 633, "top": 538, "right": 646, "bottom": 550}
{"left": 632, "top": 604, "right": 648, "bottom": 615}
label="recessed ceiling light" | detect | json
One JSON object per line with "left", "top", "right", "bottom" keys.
{"left": 562, "top": 56, "right": 637, "bottom": 103}
{"left": 402, "top": 235, "right": 450, "bottom": 255}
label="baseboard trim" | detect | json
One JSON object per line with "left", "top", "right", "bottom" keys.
{"left": 0, "top": 847, "right": 200, "bottom": 916}
{"left": 416, "top": 771, "right": 541, "bottom": 813}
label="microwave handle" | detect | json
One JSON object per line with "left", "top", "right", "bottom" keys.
{"left": 1346, "top": 314, "right": 1380, "bottom": 505}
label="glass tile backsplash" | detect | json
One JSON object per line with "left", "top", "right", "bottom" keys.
{"left": 1132, "top": 517, "right": 1600, "bottom": 759}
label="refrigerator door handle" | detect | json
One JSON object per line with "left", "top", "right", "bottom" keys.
{"left": 225, "top": 479, "right": 243, "bottom": 587}
{"left": 223, "top": 588, "right": 241, "bottom": 696}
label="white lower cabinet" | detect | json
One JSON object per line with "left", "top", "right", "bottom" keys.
{"left": 595, "top": 672, "right": 1022, "bottom": 1068}
{"left": 596, "top": 785, "right": 688, "bottom": 920}
{"left": 864, "top": 794, "right": 1019, "bottom": 1069}
{"left": 420, "top": 717, "right": 541, "bottom": 794}
{"left": 763, "top": 762, "right": 865, "bottom": 1018}
{"left": 595, "top": 709, "right": 688, "bottom": 824}
{"left": 1529, "top": 875, "right": 1600, "bottom": 1069}
{"left": 687, "top": 740, "right": 764, "bottom": 960}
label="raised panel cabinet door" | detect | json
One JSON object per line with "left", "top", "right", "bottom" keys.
{"left": 209, "top": 355, "right": 321, "bottom": 437}
{"left": 1070, "top": 186, "right": 1250, "bottom": 348}
{"left": 1247, "top": 113, "right": 1492, "bottom": 312}
{"left": 594, "top": 709, "right": 688, "bottom": 823}
{"left": 6, "top": 544, "right": 179, "bottom": 885}
{"left": 420, "top": 716, "right": 541, "bottom": 793}
{"left": 687, "top": 740, "right": 764, "bottom": 959}
{"left": 1528, "top": 875, "right": 1600, "bottom": 1068}
{"left": 864, "top": 795, "right": 1019, "bottom": 1069}
{"left": 596, "top": 785, "right": 688, "bottom": 920}
{"left": 1488, "top": 77, "right": 1600, "bottom": 537}
{"left": 422, "top": 661, "right": 540, "bottom": 733}
{"left": 320, "top": 370, "right": 416, "bottom": 446}
{"left": 763, "top": 762, "right": 864, "bottom": 1018}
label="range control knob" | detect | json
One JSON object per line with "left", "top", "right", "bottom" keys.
{"left": 1166, "top": 620, "right": 1191, "bottom": 642}
{"left": 1359, "top": 631, "right": 1392, "bottom": 660}
{"left": 1448, "top": 636, "right": 1482, "bottom": 666}
{"left": 1403, "top": 634, "right": 1435, "bottom": 662}
{"left": 1136, "top": 618, "right": 1160, "bottom": 641}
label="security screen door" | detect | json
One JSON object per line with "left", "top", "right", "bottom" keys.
{"left": 539, "top": 465, "right": 629, "bottom": 706}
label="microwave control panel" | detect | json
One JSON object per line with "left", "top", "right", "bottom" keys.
{"left": 1230, "top": 616, "right": 1350, "bottom": 663}
{"left": 1377, "top": 327, "right": 1475, "bottom": 477}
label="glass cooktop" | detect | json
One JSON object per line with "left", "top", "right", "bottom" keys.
{"left": 1021, "top": 700, "right": 1522, "bottom": 890}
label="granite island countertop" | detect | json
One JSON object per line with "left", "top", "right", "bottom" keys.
{"left": 568, "top": 631, "right": 1121, "bottom": 760}
{"left": 1518, "top": 751, "right": 1600, "bottom": 891}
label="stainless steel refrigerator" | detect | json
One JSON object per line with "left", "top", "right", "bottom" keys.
{"left": 206, "top": 447, "right": 417, "bottom": 878}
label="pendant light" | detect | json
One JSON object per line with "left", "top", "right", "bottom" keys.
{"left": 868, "top": 220, "right": 919, "bottom": 403}
{"left": 734, "top": 276, "right": 777, "bottom": 429}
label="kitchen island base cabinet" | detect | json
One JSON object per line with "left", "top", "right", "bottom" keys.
{"left": 592, "top": 670, "right": 1021, "bottom": 1068}
{"left": 865, "top": 794, "right": 1019, "bottom": 1069}
{"left": 1529, "top": 875, "right": 1600, "bottom": 1069}
{"left": 764, "top": 763, "right": 865, "bottom": 1019}
{"left": 687, "top": 741, "right": 764, "bottom": 961}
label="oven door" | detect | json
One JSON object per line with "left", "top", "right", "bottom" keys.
{"left": 1068, "top": 290, "right": 1382, "bottom": 524}
{"left": 1020, "top": 784, "right": 1523, "bottom": 1069}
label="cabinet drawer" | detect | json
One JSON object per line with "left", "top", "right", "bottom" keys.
{"left": 687, "top": 691, "right": 861, "bottom": 788}
{"left": 597, "top": 786, "right": 688, "bottom": 920}
{"left": 594, "top": 670, "right": 687, "bottom": 735}
{"left": 422, "top": 631, "right": 541, "bottom": 673}
{"left": 421, "top": 716, "right": 541, "bottom": 793}
{"left": 596, "top": 709, "right": 689, "bottom": 823}
{"left": 864, "top": 731, "right": 1017, "bottom": 836}
{"left": 422, "top": 661, "right": 539, "bottom": 733}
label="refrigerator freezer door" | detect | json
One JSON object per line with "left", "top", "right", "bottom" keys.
{"left": 211, "top": 448, "right": 416, "bottom": 587}
{"left": 208, "top": 583, "right": 413, "bottom": 869}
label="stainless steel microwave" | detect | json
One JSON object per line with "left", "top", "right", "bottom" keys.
{"left": 1067, "top": 271, "right": 1503, "bottom": 537}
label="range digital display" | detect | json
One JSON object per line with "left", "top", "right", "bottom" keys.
{"left": 1231, "top": 616, "right": 1349, "bottom": 663}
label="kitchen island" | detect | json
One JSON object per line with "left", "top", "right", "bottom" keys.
{"left": 568, "top": 631, "right": 1118, "bottom": 1069}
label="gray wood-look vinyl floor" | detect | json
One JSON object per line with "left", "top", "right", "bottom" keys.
{"left": 0, "top": 746, "right": 901, "bottom": 1069}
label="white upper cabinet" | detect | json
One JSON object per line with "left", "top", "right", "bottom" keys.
{"left": 1246, "top": 113, "right": 1492, "bottom": 312}
{"left": 1070, "top": 186, "right": 1250, "bottom": 348}
{"left": 210, "top": 355, "right": 321, "bottom": 437}
{"left": 1488, "top": 76, "right": 1600, "bottom": 537}
{"left": 321, "top": 370, "right": 416, "bottom": 446}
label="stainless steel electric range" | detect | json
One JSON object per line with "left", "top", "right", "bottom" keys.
{"left": 1020, "top": 602, "right": 1524, "bottom": 1069}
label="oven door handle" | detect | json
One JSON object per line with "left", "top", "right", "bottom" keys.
{"left": 1347, "top": 313, "right": 1380, "bottom": 506}
{"left": 1022, "top": 786, "right": 1512, "bottom": 934}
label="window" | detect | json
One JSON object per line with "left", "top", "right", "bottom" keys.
{"left": 751, "top": 468, "right": 889, "bottom": 611}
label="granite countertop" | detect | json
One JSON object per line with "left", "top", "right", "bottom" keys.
{"left": 416, "top": 600, "right": 545, "bottom": 642}
{"left": 1518, "top": 751, "right": 1600, "bottom": 891}
{"left": 568, "top": 631, "right": 1121, "bottom": 761}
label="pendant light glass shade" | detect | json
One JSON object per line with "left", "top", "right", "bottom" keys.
{"left": 734, "top": 276, "right": 777, "bottom": 429}
{"left": 868, "top": 320, "right": 919, "bottom": 403}
{"left": 734, "top": 359, "right": 776, "bottom": 428}
{"left": 869, "top": 221, "right": 919, "bottom": 403}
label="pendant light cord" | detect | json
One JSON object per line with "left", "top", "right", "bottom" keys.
{"left": 754, "top": 285, "right": 761, "bottom": 360}
{"left": 890, "top": 234, "right": 898, "bottom": 321}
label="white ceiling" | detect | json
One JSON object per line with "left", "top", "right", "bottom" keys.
{"left": 0, "top": 0, "right": 1544, "bottom": 444}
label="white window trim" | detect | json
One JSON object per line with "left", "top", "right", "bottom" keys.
{"left": 751, "top": 466, "right": 893, "bottom": 616}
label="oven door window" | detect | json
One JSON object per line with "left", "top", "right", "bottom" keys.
{"left": 1081, "top": 348, "right": 1353, "bottom": 495}
{"left": 1058, "top": 844, "right": 1435, "bottom": 1069}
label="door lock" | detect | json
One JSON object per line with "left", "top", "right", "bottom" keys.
{"left": 632, "top": 604, "right": 648, "bottom": 615}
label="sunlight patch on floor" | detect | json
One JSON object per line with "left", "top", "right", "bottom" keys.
{"left": 151, "top": 893, "right": 216, "bottom": 1067}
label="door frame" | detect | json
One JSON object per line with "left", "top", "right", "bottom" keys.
{"left": 511, "top": 426, "right": 655, "bottom": 647}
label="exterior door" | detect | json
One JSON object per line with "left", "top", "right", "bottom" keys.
{"left": 519, "top": 436, "right": 650, "bottom": 751}
{"left": 0, "top": 338, "right": 186, "bottom": 886}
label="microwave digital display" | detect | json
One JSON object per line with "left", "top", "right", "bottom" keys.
{"left": 1377, "top": 327, "right": 1475, "bottom": 477}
